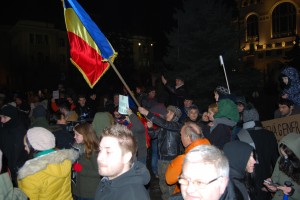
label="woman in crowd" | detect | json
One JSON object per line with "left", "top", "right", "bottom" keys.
{"left": 18, "top": 127, "right": 78, "bottom": 200}
{"left": 72, "top": 122, "right": 100, "bottom": 200}
{"left": 263, "top": 133, "right": 300, "bottom": 200}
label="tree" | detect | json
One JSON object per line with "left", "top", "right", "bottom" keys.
{"left": 163, "top": 0, "right": 262, "bottom": 106}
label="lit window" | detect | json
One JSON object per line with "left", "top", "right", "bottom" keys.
{"left": 272, "top": 2, "right": 296, "bottom": 38}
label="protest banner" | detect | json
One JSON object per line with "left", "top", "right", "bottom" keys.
{"left": 261, "top": 114, "right": 300, "bottom": 141}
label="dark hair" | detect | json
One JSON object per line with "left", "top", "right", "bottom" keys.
{"left": 278, "top": 98, "right": 294, "bottom": 107}
{"left": 58, "top": 100, "right": 71, "bottom": 111}
{"left": 279, "top": 144, "right": 300, "bottom": 184}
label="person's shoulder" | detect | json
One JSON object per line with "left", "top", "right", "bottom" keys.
{"left": 292, "top": 105, "right": 300, "bottom": 115}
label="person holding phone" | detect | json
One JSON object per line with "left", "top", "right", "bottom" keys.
{"left": 263, "top": 133, "right": 300, "bottom": 200}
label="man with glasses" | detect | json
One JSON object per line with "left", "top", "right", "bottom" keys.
{"left": 171, "top": 145, "right": 236, "bottom": 200}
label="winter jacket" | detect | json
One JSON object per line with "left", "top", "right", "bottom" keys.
{"left": 223, "top": 141, "right": 254, "bottom": 200}
{"left": 72, "top": 143, "right": 100, "bottom": 198}
{"left": 238, "top": 121, "right": 279, "bottom": 200}
{"left": 208, "top": 99, "right": 238, "bottom": 149}
{"left": 164, "top": 84, "right": 187, "bottom": 107}
{"left": 0, "top": 104, "right": 28, "bottom": 184}
{"left": 165, "top": 138, "right": 210, "bottom": 194}
{"left": 95, "top": 161, "right": 150, "bottom": 200}
{"left": 281, "top": 66, "right": 300, "bottom": 105}
{"left": 92, "top": 112, "right": 114, "bottom": 138}
{"left": 0, "top": 172, "right": 28, "bottom": 200}
{"left": 75, "top": 105, "right": 92, "bottom": 122}
{"left": 17, "top": 149, "right": 78, "bottom": 200}
{"left": 271, "top": 133, "right": 300, "bottom": 200}
{"left": 50, "top": 124, "right": 74, "bottom": 149}
{"left": 129, "top": 113, "right": 148, "bottom": 160}
{"left": 147, "top": 112, "right": 183, "bottom": 160}
{"left": 214, "top": 99, "right": 239, "bottom": 123}
{"left": 209, "top": 117, "right": 236, "bottom": 150}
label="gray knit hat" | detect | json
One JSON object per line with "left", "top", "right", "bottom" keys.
{"left": 167, "top": 105, "right": 182, "bottom": 121}
{"left": 215, "top": 86, "right": 230, "bottom": 95}
{"left": 236, "top": 96, "right": 247, "bottom": 106}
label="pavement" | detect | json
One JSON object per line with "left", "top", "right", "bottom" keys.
{"left": 149, "top": 175, "right": 163, "bottom": 200}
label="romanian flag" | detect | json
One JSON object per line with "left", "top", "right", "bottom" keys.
{"left": 63, "top": 0, "right": 117, "bottom": 88}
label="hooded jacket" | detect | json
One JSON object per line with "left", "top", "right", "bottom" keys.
{"left": 17, "top": 149, "right": 78, "bottom": 200}
{"left": 238, "top": 120, "right": 279, "bottom": 200}
{"left": 92, "top": 112, "right": 114, "bottom": 137}
{"left": 271, "top": 133, "right": 300, "bottom": 200}
{"left": 281, "top": 66, "right": 300, "bottom": 105}
{"left": 208, "top": 99, "right": 238, "bottom": 149}
{"left": 223, "top": 141, "right": 254, "bottom": 200}
{"left": 0, "top": 104, "right": 28, "bottom": 184}
{"left": 95, "top": 161, "right": 150, "bottom": 200}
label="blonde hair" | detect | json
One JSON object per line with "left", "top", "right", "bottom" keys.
{"left": 208, "top": 103, "right": 218, "bottom": 114}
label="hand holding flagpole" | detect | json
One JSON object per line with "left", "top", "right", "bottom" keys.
{"left": 219, "top": 55, "right": 231, "bottom": 94}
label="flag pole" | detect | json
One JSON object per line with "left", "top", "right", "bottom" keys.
{"left": 219, "top": 55, "right": 231, "bottom": 94}
{"left": 108, "top": 59, "right": 141, "bottom": 107}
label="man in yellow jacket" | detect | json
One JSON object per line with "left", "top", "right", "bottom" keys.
{"left": 165, "top": 122, "right": 210, "bottom": 194}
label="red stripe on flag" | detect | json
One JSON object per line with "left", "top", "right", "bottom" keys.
{"left": 68, "top": 32, "right": 110, "bottom": 86}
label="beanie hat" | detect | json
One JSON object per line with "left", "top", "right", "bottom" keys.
{"left": 243, "top": 108, "right": 260, "bottom": 122}
{"left": 167, "top": 105, "right": 182, "bottom": 121}
{"left": 27, "top": 127, "right": 55, "bottom": 151}
{"left": 215, "top": 86, "right": 230, "bottom": 95}
{"left": 236, "top": 96, "right": 247, "bottom": 106}
{"left": 0, "top": 104, "right": 18, "bottom": 118}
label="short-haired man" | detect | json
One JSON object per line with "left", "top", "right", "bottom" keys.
{"left": 274, "top": 98, "right": 300, "bottom": 118}
{"left": 139, "top": 105, "right": 183, "bottom": 200}
{"left": 95, "top": 124, "right": 150, "bottom": 200}
{"left": 175, "top": 145, "right": 236, "bottom": 200}
{"left": 165, "top": 122, "right": 210, "bottom": 194}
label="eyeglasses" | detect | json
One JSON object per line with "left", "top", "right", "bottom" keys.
{"left": 178, "top": 175, "right": 222, "bottom": 189}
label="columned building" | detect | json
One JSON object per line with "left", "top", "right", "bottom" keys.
{"left": 238, "top": 0, "right": 300, "bottom": 75}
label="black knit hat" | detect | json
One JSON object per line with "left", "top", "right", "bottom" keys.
{"left": 0, "top": 104, "right": 18, "bottom": 118}
{"left": 215, "top": 86, "right": 229, "bottom": 95}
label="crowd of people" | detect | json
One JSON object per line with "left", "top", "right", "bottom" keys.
{"left": 0, "top": 65, "right": 299, "bottom": 200}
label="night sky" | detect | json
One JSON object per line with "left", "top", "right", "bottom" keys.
{"left": 0, "top": 0, "right": 182, "bottom": 37}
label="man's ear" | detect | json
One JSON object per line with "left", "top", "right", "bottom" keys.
{"left": 123, "top": 151, "right": 132, "bottom": 164}
{"left": 290, "top": 105, "right": 294, "bottom": 111}
{"left": 220, "top": 177, "right": 229, "bottom": 194}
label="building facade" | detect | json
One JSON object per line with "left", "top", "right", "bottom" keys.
{"left": 238, "top": 0, "right": 300, "bottom": 73}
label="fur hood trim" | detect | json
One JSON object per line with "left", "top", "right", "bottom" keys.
{"left": 18, "top": 149, "right": 79, "bottom": 180}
